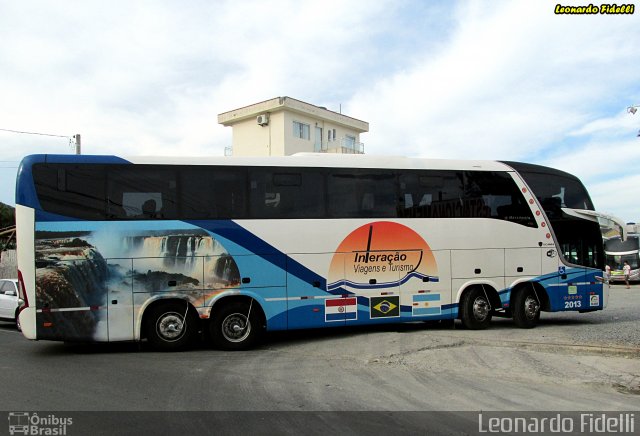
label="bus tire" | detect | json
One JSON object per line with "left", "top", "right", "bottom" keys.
{"left": 210, "top": 301, "right": 261, "bottom": 351}
{"left": 145, "top": 302, "right": 197, "bottom": 351}
{"left": 512, "top": 287, "right": 540, "bottom": 329}
{"left": 459, "top": 287, "right": 492, "bottom": 330}
{"left": 15, "top": 309, "right": 21, "bottom": 332}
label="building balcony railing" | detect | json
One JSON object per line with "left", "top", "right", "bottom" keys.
{"left": 315, "top": 138, "right": 364, "bottom": 154}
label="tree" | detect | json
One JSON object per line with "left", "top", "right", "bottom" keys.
{"left": 0, "top": 202, "right": 16, "bottom": 251}
{"left": 0, "top": 202, "right": 15, "bottom": 229}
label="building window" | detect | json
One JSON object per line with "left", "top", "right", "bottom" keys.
{"left": 315, "top": 126, "right": 323, "bottom": 152}
{"left": 293, "top": 121, "right": 310, "bottom": 140}
{"left": 344, "top": 135, "right": 356, "bottom": 150}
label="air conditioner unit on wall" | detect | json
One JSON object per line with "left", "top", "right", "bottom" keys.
{"left": 257, "top": 114, "right": 269, "bottom": 126}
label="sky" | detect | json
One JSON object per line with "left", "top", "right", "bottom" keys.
{"left": 1, "top": 0, "right": 639, "bottom": 222}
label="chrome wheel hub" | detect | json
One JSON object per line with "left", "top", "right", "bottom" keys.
{"left": 157, "top": 313, "right": 185, "bottom": 341}
{"left": 473, "top": 297, "right": 490, "bottom": 321}
{"left": 524, "top": 296, "right": 540, "bottom": 320}
{"left": 222, "top": 313, "right": 251, "bottom": 343}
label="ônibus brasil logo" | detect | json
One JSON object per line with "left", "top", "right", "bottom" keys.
{"left": 8, "top": 412, "right": 73, "bottom": 435}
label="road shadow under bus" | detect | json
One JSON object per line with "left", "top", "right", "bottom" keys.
{"left": 8, "top": 315, "right": 608, "bottom": 356}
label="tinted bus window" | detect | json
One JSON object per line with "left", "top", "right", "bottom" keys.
{"left": 181, "top": 167, "right": 247, "bottom": 219}
{"left": 33, "top": 164, "right": 107, "bottom": 220}
{"left": 327, "top": 170, "right": 396, "bottom": 218}
{"left": 399, "top": 171, "right": 464, "bottom": 218}
{"left": 250, "top": 168, "right": 325, "bottom": 218}
{"left": 464, "top": 171, "right": 536, "bottom": 227}
{"left": 107, "top": 167, "right": 177, "bottom": 219}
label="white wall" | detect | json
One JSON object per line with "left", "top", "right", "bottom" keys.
{"left": 0, "top": 249, "right": 17, "bottom": 279}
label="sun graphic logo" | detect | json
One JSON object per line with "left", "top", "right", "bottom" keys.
{"left": 327, "top": 221, "right": 439, "bottom": 295}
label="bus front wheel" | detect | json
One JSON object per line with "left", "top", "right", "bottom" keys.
{"left": 145, "top": 302, "right": 197, "bottom": 351}
{"left": 210, "top": 301, "right": 261, "bottom": 351}
{"left": 459, "top": 287, "right": 492, "bottom": 329}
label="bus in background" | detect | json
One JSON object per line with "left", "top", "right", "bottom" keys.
{"left": 14, "top": 154, "right": 625, "bottom": 351}
{"left": 605, "top": 234, "right": 639, "bottom": 283}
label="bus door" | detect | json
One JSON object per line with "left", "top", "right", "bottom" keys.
{"left": 553, "top": 215, "right": 605, "bottom": 311}
{"left": 541, "top": 233, "right": 588, "bottom": 312}
{"left": 231, "top": 253, "right": 287, "bottom": 330}
{"left": 287, "top": 253, "right": 342, "bottom": 329}
{"left": 558, "top": 243, "right": 590, "bottom": 311}
{"left": 505, "top": 247, "right": 542, "bottom": 307}
{"left": 342, "top": 249, "right": 408, "bottom": 324}
{"left": 325, "top": 252, "right": 361, "bottom": 326}
{"left": 107, "top": 258, "right": 134, "bottom": 341}
{"left": 399, "top": 249, "right": 447, "bottom": 320}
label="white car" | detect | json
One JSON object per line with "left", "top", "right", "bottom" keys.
{"left": 0, "top": 279, "right": 21, "bottom": 330}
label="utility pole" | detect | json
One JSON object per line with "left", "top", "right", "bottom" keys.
{"left": 74, "top": 134, "right": 81, "bottom": 154}
{"left": 628, "top": 105, "right": 640, "bottom": 137}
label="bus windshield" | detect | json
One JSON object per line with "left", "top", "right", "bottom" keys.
{"left": 503, "top": 161, "right": 603, "bottom": 269}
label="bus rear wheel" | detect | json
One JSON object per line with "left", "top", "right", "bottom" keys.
{"left": 145, "top": 302, "right": 197, "bottom": 351}
{"left": 210, "top": 301, "right": 261, "bottom": 351}
{"left": 460, "top": 287, "right": 492, "bottom": 329}
{"left": 512, "top": 287, "right": 540, "bottom": 328}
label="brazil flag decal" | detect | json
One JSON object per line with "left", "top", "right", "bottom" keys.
{"left": 370, "top": 296, "right": 400, "bottom": 318}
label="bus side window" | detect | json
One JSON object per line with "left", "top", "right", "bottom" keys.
{"left": 108, "top": 167, "right": 177, "bottom": 220}
{"left": 464, "top": 171, "right": 536, "bottom": 227}
{"left": 265, "top": 192, "right": 281, "bottom": 208}
{"left": 399, "top": 171, "right": 458, "bottom": 218}
{"left": 33, "top": 164, "right": 107, "bottom": 220}
{"left": 361, "top": 193, "right": 374, "bottom": 211}
{"left": 250, "top": 169, "right": 324, "bottom": 219}
{"left": 181, "top": 168, "right": 247, "bottom": 219}
{"left": 328, "top": 170, "right": 395, "bottom": 218}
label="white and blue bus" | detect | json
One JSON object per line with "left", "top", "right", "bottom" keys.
{"left": 14, "top": 154, "right": 620, "bottom": 350}
{"left": 605, "top": 234, "right": 639, "bottom": 282}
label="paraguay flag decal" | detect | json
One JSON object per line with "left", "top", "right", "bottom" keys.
{"left": 325, "top": 297, "right": 358, "bottom": 322}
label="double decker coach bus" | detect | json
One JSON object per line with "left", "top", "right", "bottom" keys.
{"left": 605, "top": 234, "right": 639, "bottom": 282}
{"left": 14, "top": 154, "right": 623, "bottom": 351}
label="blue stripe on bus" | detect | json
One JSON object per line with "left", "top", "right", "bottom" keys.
{"left": 413, "top": 293, "right": 440, "bottom": 302}
{"left": 413, "top": 307, "right": 441, "bottom": 316}
{"left": 43, "top": 154, "right": 131, "bottom": 164}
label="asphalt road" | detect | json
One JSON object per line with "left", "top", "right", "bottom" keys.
{"left": 0, "top": 284, "right": 638, "bottom": 434}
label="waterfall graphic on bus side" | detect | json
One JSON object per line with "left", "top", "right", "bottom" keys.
{"left": 33, "top": 224, "right": 239, "bottom": 341}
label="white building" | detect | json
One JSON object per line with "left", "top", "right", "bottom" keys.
{"left": 218, "top": 96, "right": 369, "bottom": 156}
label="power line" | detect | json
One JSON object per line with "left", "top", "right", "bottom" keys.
{"left": 0, "top": 127, "right": 81, "bottom": 153}
{"left": 0, "top": 127, "right": 71, "bottom": 139}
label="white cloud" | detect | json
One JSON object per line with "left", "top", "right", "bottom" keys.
{"left": 343, "top": 1, "right": 640, "bottom": 220}
{"left": 588, "top": 173, "right": 640, "bottom": 222}
{"left": 349, "top": 1, "right": 640, "bottom": 162}
{"left": 0, "top": 0, "right": 638, "bottom": 222}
